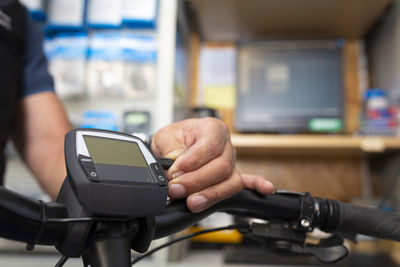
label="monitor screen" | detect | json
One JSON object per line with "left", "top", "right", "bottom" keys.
{"left": 235, "top": 40, "right": 344, "bottom": 133}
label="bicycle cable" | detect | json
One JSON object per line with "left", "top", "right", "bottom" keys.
{"left": 54, "top": 255, "right": 69, "bottom": 267}
{"left": 131, "top": 223, "right": 249, "bottom": 265}
{"left": 44, "top": 216, "right": 136, "bottom": 223}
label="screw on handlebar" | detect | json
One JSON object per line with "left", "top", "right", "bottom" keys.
{"left": 300, "top": 219, "right": 310, "bottom": 228}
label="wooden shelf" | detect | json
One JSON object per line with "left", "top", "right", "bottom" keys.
{"left": 187, "top": 0, "right": 392, "bottom": 41}
{"left": 231, "top": 134, "right": 400, "bottom": 155}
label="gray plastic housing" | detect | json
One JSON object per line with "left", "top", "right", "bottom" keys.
{"left": 64, "top": 128, "right": 168, "bottom": 217}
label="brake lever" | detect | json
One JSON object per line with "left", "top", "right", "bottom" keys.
{"left": 240, "top": 220, "right": 349, "bottom": 263}
{"left": 292, "top": 241, "right": 349, "bottom": 263}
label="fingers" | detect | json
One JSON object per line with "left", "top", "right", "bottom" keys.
{"left": 150, "top": 118, "right": 276, "bottom": 214}
{"left": 167, "top": 118, "right": 230, "bottom": 178}
{"left": 241, "top": 174, "right": 274, "bottom": 194}
{"left": 150, "top": 123, "right": 186, "bottom": 158}
{"left": 168, "top": 142, "right": 235, "bottom": 198}
{"left": 165, "top": 149, "right": 187, "bottom": 161}
{"left": 175, "top": 172, "right": 275, "bottom": 213}
{"left": 186, "top": 169, "right": 243, "bottom": 213}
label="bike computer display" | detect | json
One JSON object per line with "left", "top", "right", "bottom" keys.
{"left": 63, "top": 128, "right": 168, "bottom": 217}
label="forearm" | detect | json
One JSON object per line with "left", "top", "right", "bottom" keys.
{"left": 21, "top": 135, "right": 67, "bottom": 199}
{"left": 12, "top": 92, "right": 72, "bottom": 200}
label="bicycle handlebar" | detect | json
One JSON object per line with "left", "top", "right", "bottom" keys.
{"left": 336, "top": 202, "right": 400, "bottom": 241}
{"left": 155, "top": 190, "right": 400, "bottom": 242}
{"left": 0, "top": 186, "right": 399, "bottom": 257}
{"left": 0, "top": 186, "right": 67, "bottom": 246}
{"left": 155, "top": 190, "right": 301, "bottom": 239}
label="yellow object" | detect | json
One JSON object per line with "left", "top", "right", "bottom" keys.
{"left": 190, "top": 226, "right": 243, "bottom": 244}
{"left": 204, "top": 85, "right": 236, "bottom": 109}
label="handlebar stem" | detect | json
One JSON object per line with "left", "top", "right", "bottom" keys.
{"left": 82, "top": 221, "right": 139, "bottom": 267}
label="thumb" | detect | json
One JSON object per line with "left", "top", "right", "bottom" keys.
{"left": 242, "top": 174, "right": 274, "bottom": 195}
{"left": 150, "top": 127, "right": 186, "bottom": 158}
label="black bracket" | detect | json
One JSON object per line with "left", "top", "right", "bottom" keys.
{"left": 275, "top": 190, "right": 315, "bottom": 232}
{"left": 243, "top": 220, "right": 348, "bottom": 264}
{"left": 298, "top": 192, "right": 315, "bottom": 232}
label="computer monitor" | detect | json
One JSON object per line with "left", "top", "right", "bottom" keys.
{"left": 235, "top": 39, "right": 344, "bottom": 133}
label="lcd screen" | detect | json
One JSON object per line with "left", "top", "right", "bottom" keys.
{"left": 83, "top": 135, "right": 148, "bottom": 168}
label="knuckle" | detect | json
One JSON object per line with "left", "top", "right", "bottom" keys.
{"left": 232, "top": 147, "right": 237, "bottom": 161}
{"left": 177, "top": 158, "right": 191, "bottom": 172}
{"left": 218, "top": 159, "right": 233, "bottom": 178}
{"left": 202, "top": 117, "right": 218, "bottom": 125}
{"left": 184, "top": 174, "right": 208, "bottom": 194}
{"left": 208, "top": 187, "right": 226, "bottom": 203}
{"left": 212, "top": 174, "right": 243, "bottom": 203}
{"left": 203, "top": 138, "right": 223, "bottom": 157}
{"left": 219, "top": 120, "right": 230, "bottom": 134}
{"left": 203, "top": 117, "right": 229, "bottom": 134}
{"left": 216, "top": 119, "right": 230, "bottom": 135}
{"left": 191, "top": 176, "right": 206, "bottom": 191}
{"left": 231, "top": 172, "right": 244, "bottom": 193}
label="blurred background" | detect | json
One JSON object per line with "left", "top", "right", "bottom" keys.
{"left": 3, "top": 0, "right": 400, "bottom": 266}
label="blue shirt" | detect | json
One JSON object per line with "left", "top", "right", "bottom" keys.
{"left": 20, "top": 10, "right": 54, "bottom": 99}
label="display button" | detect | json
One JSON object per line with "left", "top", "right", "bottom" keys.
{"left": 79, "top": 155, "right": 95, "bottom": 168}
{"left": 79, "top": 155, "right": 100, "bottom": 181}
{"left": 83, "top": 166, "right": 99, "bottom": 181}
{"left": 150, "top": 162, "right": 164, "bottom": 175}
{"left": 157, "top": 175, "right": 166, "bottom": 186}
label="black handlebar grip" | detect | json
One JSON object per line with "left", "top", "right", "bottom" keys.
{"left": 337, "top": 202, "right": 400, "bottom": 241}
{"left": 0, "top": 186, "right": 68, "bottom": 245}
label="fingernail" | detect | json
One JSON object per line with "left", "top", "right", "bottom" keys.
{"left": 172, "top": 171, "right": 184, "bottom": 179}
{"left": 165, "top": 149, "right": 186, "bottom": 160}
{"left": 167, "top": 163, "right": 184, "bottom": 179}
{"left": 169, "top": 184, "right": 186, "bottom": 198}
{"left": 263, "top": 180, "right": 275, "bottom": 193}
{"left": 264, "top": 180, "right": 274, "bottom": 188}
{"left": 191, "top": 195, "right": 208, "bottom": 213}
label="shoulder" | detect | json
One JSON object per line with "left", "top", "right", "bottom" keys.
{"left": 21, "top": 9, "right": 55, "bottom": 99}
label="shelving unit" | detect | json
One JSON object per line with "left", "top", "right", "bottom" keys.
{"left": 184, "top": 0, "right": 394, "bottom": 134}
{"left": 231, "top": 134, "right": 400, "bottom": 154}
{"left": 178, "top": 0, "right": 400, "bottom": 205}
{"left": 188, "top": 0, "right": 393, "bottom": 41}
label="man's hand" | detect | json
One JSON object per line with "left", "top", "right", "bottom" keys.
{"left": 151, "top": 118, "right": 273, "bottom": 213}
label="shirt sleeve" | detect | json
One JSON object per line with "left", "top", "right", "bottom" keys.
{"left": 20, "top": 9, "right": 55, "bottom": 99}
